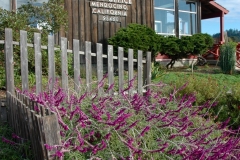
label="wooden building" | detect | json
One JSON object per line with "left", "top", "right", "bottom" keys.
{"left": 61, "top": 0, "right": 229, "bottom": 51}
{"left": 3, "top": 0, "right": 229, "bottom": 49}
{"left": 61, "top": 0, "right": 155, "bottom": 51}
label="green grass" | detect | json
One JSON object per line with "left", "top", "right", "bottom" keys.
{"left": 151, "top": 68, "right": 240, "bottom": 129}
{"left": 154, "top": 72, "right": 240, "bottom": 86}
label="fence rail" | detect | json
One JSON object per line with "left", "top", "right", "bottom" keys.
{"left": 1, "top": 28, "right": 152, "bottom": 159}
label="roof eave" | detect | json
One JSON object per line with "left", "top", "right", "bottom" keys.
{"left": 209, "top": 1, "right": 229, "bottom": 14}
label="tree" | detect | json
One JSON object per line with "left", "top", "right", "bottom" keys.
{"left": 213, "top": 29, "right": 240, "bottom": 42}
{"left": 0, "top": 0, "right": 68, "bottom": 88}
{"left": 160, "top": 33, "right": 213, "bottom": 68}
{"left": 0, "top": 0, "right": 68, "bottom": 42}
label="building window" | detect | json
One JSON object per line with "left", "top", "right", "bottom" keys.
{"left": 179, "top": 0, "right": 196, "bottom": 12}
{"left": 17, "top": 0, "right": 48, "bottom": 8}
{"left": 179, "top": 0, "right": 197, "bottom": 36}
{"left": 154, "top": 0, "right": 175, "bottom": 36}
{"left": 154, "top": 0, "right": 198, "bottom": 37}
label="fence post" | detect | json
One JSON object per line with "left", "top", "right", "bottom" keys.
{"left": 143, "top": 52, "right": 151, "bottom": 90}
{"left": 128, "top": 49, "right": 134, "bottom": 95}
{"left": 42, "top": 113, "right": 61, "bottom": 159}
{"left": 34, "top": 33, "right": 42, "bottom": 94}
{"left": 4, "top": 28, "right": 15, "bottom": 95}
{"left": 20, "top": 30, "right": 29, "bottom": 91}
{"left": 137, "top": 50, "right": 143, "bottom": 94}
{"left": 118, "top": 47, "right": 124, "bottom": 94}
{"left": 48, "top": 35, "right": 55, "bottom": 91}
{"left": 108, "top": 45, "right": 114, "bottom": 95}
{"left": 73, "top": 39, "right": 80, "bottom": 92}
{"left": 61, "top": 37, "right": 68, "bottom": 91}
{"left": 85, "top": 41, "right": 92, "bottom": 92}
{"left": 97, "top": 43, "right": 103, "bottom": 95}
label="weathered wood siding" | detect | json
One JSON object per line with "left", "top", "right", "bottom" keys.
{"left": 63, "top": 0, "right": 154, "bottom": 49}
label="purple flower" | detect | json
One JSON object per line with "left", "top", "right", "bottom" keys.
{"left": 54, "top": 150, "right": 64, "bottom": 158}
{"left": 149, "top": 142, "right": 168, "bottom": 153}
{"left": 2, "top": 137, "right": 16, "bottom": 145}
{"left": 12, "top": 133, "right": 21, "bottom": 140}
{"left": 44, "top": 144, "right": 53, "bottom": 150}
{"left": 105, "top": 133, "right": 111, "bottom": 140}
{"left": 140, "top": 126, "right": 150, "bottom": 137}
{"left": 34, "top": 105, "right": 40, "bottom": 112}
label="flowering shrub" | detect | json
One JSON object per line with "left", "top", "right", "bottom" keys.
{"left": 23, "top": 81, "right": 240, "bottom": 159}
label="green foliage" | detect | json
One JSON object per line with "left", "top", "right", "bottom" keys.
{"left": 179, "top": 36, "right": 195, "bottom": 55}
{"left": 219, "top": 42, "right": 237, "bottom": 74}
{"left": 159, "top": 33, "right": 213, "bottom": 59}
{"left": 0, "top": 8, "right": 39, "bottom": 41}
{"left": 154, "top": 72, "right": 240, "bottom": 129}
{"left": 108, "top": 23, "right": 162, "bottom": 59}
{"left": 0, "top": 0, "right": 69, "bottom": 88}
{"left": 108, "top": 23, "right": 213, "bottom": 68}
{"left": 159, "top": 36, "right": 180, "bottom": 58}
{"left": 151, "top": 62, "right": 165, "bottom": 80}
{"left": 16, "top": 0, "right": 68, "bottom": 36}
{"left": 157, "top": 33, "right": 213, "bottom": 68}
{"left": 0, "top": 124, "right": 33, "bottom": 160}
{"left": 191, "top": 33, "right": 214, "bottom": 55}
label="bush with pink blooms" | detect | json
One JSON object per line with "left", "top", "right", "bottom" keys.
{"left": 24, "top": 81, "right": 240, "bottom": 160}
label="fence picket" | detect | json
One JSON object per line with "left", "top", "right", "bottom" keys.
{"left": 108, "top": 45, "right": 114, "bottom": 94}
{"left": 30, "top": 110, "right": 42, "bottom": 160}
{"left": 146, "top": 52, "right": 151, "bottom": 90}
{"left": 137, "top": 50, "right": 143, "bottom": 94}
{"left": 4, "top": 28, "right": 14, "bottom": 94}
{"left": 97, "top": 43, "right": 103, "bottom": 95}
{"left": 42, "top": 113, "right": 61, "bottom": 158}
{"left": 73, "top": 39, "right": 80, "bottom": 92}
{"left": 22, "top": 104, "right": 27, "bottom": 142}
{"left": 48, "top": 35, "right": 55, "bottom": 91}
{"left": 61, "top": 37, "right": 68, "bottom": 91}
{"left": 36, "top": 115, "right": 47, "bottom": 160}
{"left": 34, "top": 33, "right": 42, "bottom": 94}
{"left": 128, "top": 49, "right": 134, "bottom": 95}
{"left": 20, "top": 30, "right": 29, "bottom": 91}
{"left": 85, "top": 41, "right": 92, "bottom": 92}
{"left": 26, "top": 108, "right": 35, "bottom": 158}
{"left": 118, "top": 47, "right": 124, "bottom": 94}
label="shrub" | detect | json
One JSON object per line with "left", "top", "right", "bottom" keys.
{"left": 159, "top": 33, "right": 213, "bottom": 68}
{"left": 159, "top": 36, "right": 181, "bottom": 68}
{"left": 191, "top": 33, "right": 214, "bottom": 55}
{"left": 21, "top": 79, "right": 240, "bottom": 159}
{"left": 108, "top": 23, "right": 162, "bottom": 59}
{"left": 219, "top": 42, "right": 237, "bottom": 74}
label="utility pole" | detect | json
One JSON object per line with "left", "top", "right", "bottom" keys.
{"left": 10, "top": 0, "right": 16, "bottom": 12}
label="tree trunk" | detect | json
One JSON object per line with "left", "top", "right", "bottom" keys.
{"left": 166, "top": 59, "right": 176, "bottom": 69}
